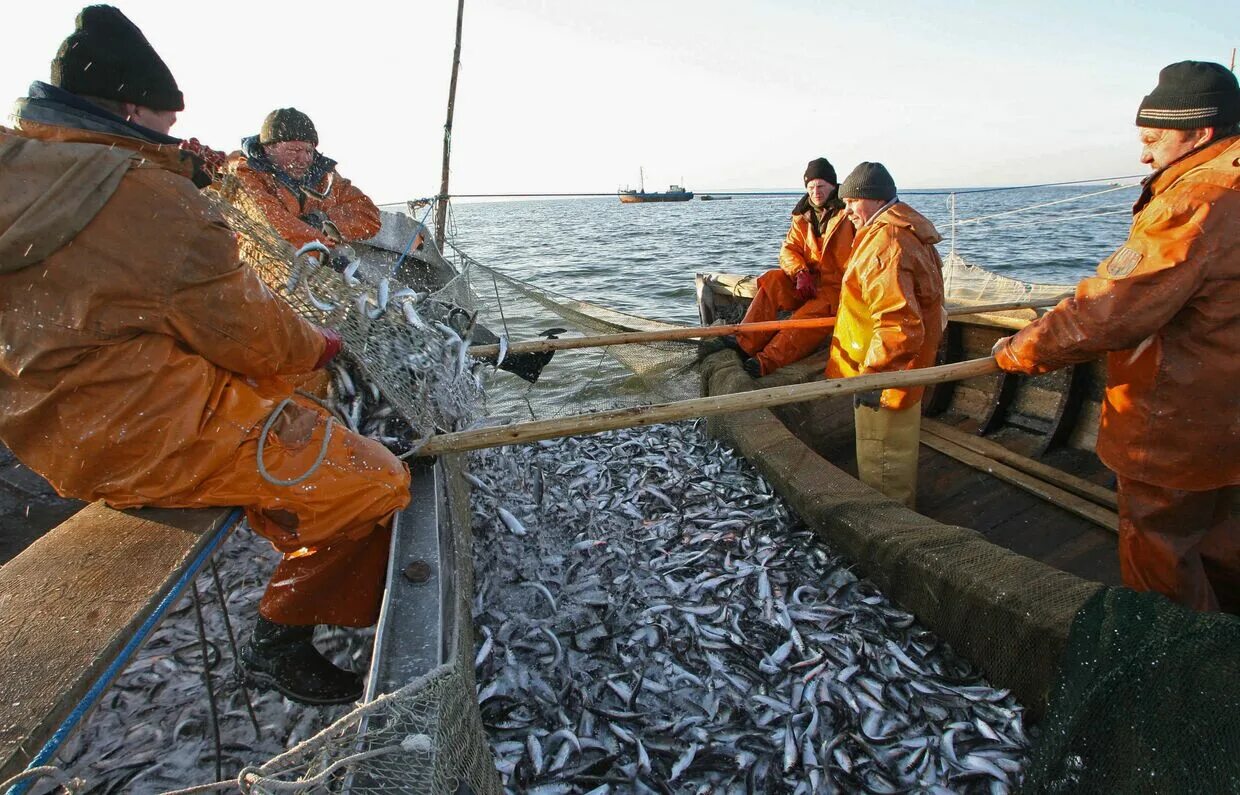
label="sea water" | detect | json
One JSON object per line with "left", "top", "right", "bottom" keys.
{"left": 442, "top": 184, "right": 1141, "bottom": 418}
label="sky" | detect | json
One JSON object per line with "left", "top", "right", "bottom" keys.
{"left": 2, "top": 1, "right": 1235, "bottom": 201}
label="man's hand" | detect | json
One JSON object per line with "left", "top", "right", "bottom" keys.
{"left": 991, "top": 335, "right": 1024, "bottom": 372}
{"left": 794, "top": 270, "right": 817, "bottom": 301}
{"left": 853, "top": 390, "right": 883, "bottom": 410}
{"left": 314, "top": 328, "right": 343, "bottom": 369}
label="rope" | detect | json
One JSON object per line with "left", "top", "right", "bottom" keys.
{"left": 0, "top": 766, "right": 83, "bottom": 794}
{"left": 961, "top": 207, "right": 1132, "bottom": 232}
{"left": 955, "top": 183, "right": 1139, "bottom": 226}
{"left": 256, "top": 397, "right": 334, "bottom": 487}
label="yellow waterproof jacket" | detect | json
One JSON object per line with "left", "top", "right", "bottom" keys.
{"left": 0, "top": 121, "right": 327, "bottom": 505}
{"left": 226, "top": 141, "right": 381, "bottom": 251}
{"left": 778, "top": 201, "right": 856, "bottom": 310}
{"left": 996, "top": 135, "right": 1240, "bottom": 490}
{"left": 826, "top": 201, "right": 946, "bottom": 410}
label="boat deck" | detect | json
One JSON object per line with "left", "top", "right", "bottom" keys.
{"left": 722, "top": 317, "right": 1122, "bottom": 588}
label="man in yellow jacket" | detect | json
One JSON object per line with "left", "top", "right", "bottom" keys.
{"left": 0, "top": 6, "right": 409, "bottom": 704}
{"left": 730, "top": 158, "right": 856, "bottom": 377}
{"left": 994, "top": 61, "right": 1240, "bottom": 612}
{"left": 226, "top": 108, "right": 382, "bottom": 261}
{"left": 827, "top": 163, "right": 945, "bottom": 508}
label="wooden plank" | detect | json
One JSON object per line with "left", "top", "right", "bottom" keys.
{"left": 922, "top": 419, "right": 1118, "bottom": 510}
{"left": 420, "top": 358, "right": 1001, "bottom": 456}
{"left": 0, "top": 504, "right": 235, "bottom": 780}
{"left": 918, "top": 433, "right": 1118, "bottom": 533}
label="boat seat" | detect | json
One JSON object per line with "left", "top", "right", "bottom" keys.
{"left": 0, "top": 503, "right": 238, "bottom": 781}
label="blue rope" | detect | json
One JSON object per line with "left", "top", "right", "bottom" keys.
{"left": 7, "top": 508, "right": 244, "bottom": 795}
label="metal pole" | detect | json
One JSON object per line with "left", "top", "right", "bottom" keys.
{"left": 435, "top": 0, "right": 466, "bottom": 251}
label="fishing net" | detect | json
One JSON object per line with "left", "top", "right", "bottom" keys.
{"left": 1020, "top": 587, "right": 1240, "bottom": 794}
{"left": 212, "top": 179, "right": 483, "bottom": 445}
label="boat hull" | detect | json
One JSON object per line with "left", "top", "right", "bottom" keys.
{"left": 696, "top": 272, "right": 1119, "bottom": 717}
{"left": 618, "top": 192, "right": 694, "bottom": 203}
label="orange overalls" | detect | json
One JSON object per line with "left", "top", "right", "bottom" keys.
{"left": 996, "top": 135, "right": 1240, "bottom": 612}
{"left": 736, "top": 202, "right": 855, "bottom": 375}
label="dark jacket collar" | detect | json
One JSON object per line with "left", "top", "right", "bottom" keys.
{"left": 12, "top": 82, "right": 214, "bottom": 188}
{"left": 14, "top": 82, "right": 180, "bottom": 146}
{"left": 240, "top": 134, "right": 337, "bottom": 196}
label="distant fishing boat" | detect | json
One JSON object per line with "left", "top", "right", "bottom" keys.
{"left": 618, "top": 167, "right": 693, "bottom": 203}
{"left": 699, "top": 195, "right": 732, "bottom": 201}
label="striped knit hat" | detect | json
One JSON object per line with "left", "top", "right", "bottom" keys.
{"left": 1136, "top": 61, "right": 1239, "bottom": 130}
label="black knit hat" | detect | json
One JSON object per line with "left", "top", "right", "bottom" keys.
{"left": 260, "top": 108, "right": 319, "bottom": 146}
{"left": 803, "top": 157, "right": 837, "bottom": 185}
{"left": 840, "top": 162, "right": 897, "bottom": 202}
{"left": 50, "top": 6, "right": 183, "bottom": 112}
{"left": 1136, "top": 61, "right": 1240, "bottom": 130}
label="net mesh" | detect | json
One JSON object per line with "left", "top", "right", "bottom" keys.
{"left": 1020, "top": 587, "right": 1240, "bottom": 794}
{"left": 212, "top": 180, "right": 483, "bottom": 444}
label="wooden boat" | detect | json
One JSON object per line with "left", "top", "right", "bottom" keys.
{"left": 618, "top": 168, "right": 693, "bottom": 203}
{"left": 695, "top": 272, "right": 1116, "bottom": 717}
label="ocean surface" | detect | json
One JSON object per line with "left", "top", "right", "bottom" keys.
{"left": 408, "top": 183, "right": 1143, "bottom": 418}
{"left": 448, "top": 183, "right": 1141, "bottom": 325}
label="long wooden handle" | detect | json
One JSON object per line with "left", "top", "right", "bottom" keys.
{"left": 419, "top": 357, "right": 1000, "bottom": 455}
{"left": 468, "top": 295, "right": 1068, "bottom": 358}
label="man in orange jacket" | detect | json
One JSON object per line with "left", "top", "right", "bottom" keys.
{"left": 227, "top": 108, "right": 382, "bottom": 263}
{"left": 0, "top": 6, "right": 409, "bottom": 704}
{"left": 725, "top": 158, "right": 856, "bottom": 377}
{"left": 827, "top": 163, "right": 945, "bottom": 508}
{"left": 993, "top": 61, "right": 1240, "bottom": 613}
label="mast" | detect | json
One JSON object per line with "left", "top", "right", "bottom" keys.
{"left": 435, "top": 0, "right": 466, "bottom": 251}
{"left": 639, "top": 167, "right": 644, "bottom": 193}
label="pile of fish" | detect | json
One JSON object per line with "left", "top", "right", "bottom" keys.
{"left": 469, "top": 422, "right": 1030, "bottom": 793}
{"left": 47, "top": 527, "right": 372, "bottom": 794}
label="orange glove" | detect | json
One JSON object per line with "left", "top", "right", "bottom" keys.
{"left": 794, "top": 270, "right": 817, "bottom": 301}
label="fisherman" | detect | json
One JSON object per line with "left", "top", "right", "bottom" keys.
{"left": 226, "top": 108, "right": 382, "bottom": 263}
{"left": 826, "top": 163, "right": 945, "bottom": 508}
{"left": 722, "top": 158, "right": 856, "bottom": 377}
{"left": 0, "top": 5, "right": 410, "bottom": 704}
{"left": 993, "top": 61, "right": 1240, "bottom": 613}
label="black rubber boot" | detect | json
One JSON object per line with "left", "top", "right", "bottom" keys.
{"left": 239, "top": 617, "right": 363, "bottom": 706}
{"left": 742, "top": 357, "right": 763, "bottom": 378}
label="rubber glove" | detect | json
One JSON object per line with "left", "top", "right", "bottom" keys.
{"left": 794, "top": 270, "right": 817, "bottom": 301}
{"left": 314, "top": 328, "right": 343, "bottom": 369}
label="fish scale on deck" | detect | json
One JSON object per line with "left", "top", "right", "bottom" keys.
{"left": 468, "top": 422, "right": 1029, "bottom": 793}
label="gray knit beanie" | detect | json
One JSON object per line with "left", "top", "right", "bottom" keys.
{"left": 839, "top": 162, "right": 897, "bottom": 202}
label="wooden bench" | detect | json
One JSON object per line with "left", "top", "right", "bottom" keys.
{"left": 0, "top": 503, "right": 239, "bottom": 783}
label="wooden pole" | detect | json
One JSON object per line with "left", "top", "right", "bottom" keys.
{"left": 434, "top": 0, "right": 465, "bottom": 251}
{"left": 921, "top": 419, "right": 1117, "bottom": 510}
{"left": 468, "top": 295, "right": 1068, "bottom": 358}
{"left": 919, "top": 432, "right": 1118, "bottom": 533}
{"left": 419, "top": 357, "right": 999, "bottom": 456}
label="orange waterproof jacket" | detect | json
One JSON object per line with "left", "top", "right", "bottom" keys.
{"left": 826, "top": 201, "right": 946, "bottom": 411}
{"left": 995, "top": 135, "right": 1240, "bottom": 490}
{"left": 226, "top": 137, "right": 381, "bottom": 251}
{"left": 778, "top": 200, "right": 856, "bottom": 310}
{"left": 0, "top": 120, "right": 327, "bottom": 505}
